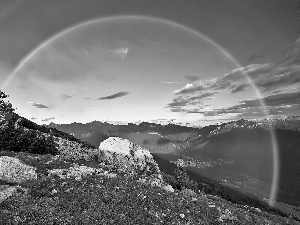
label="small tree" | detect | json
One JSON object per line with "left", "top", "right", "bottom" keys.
{"left": 174, "top": 164, "right": 190, "bottom": 185}
{"left": 0, "top": 90, "right": 15, "bottom": 122}
{"left": 172, "top": 158, "right": 198, "bottom": 191}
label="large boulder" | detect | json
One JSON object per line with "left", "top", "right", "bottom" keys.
{"left": 98, "top": 137, "right": 162, "bottom": 180}
{"left": 0, "top": 156, "right": 37, "bottom": 183}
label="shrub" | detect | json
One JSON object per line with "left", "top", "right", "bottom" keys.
{"left": 162, "top": 165, "right": 198, "bottom": 191}
{"left": 0, "top": 119, "right": 59, "bottom": 155}
{"left": 0, "top": 91, "right": 15, "bottom": 122}
{"left": 17, "top": 116, "right": 95, "bottom": 149}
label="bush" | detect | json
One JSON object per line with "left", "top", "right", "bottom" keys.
{"left": 17, "top": 116, "right": 95, "bottom": 149}
{"left": 0, "top": 119, "right": 59, "bottom": 155}
{"left": 0, "top": 91, "right": 14, "bottom": 116}
{"left": 162, "top": 165, "right": 198, "bottom": 191}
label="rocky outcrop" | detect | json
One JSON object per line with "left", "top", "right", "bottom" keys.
{"left": 0, "top": 156, "right": 37, "bottom": 183}
{"left": 98, "top": 137, "right": 162, "bottom": 180}
{"left": 47, "top": 164, "right": 117, "bottom": 181}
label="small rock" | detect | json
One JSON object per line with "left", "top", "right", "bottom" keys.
{"left": 191, "top": 197, "right": 197, "bottom": 202}
{"left": 102, "top": 171, "right": 117, "bottom": 179}
{"left": 255, "top": 208, "right": 261, "bottom": 212}
{"left": 161, "top": 184, "right": 174, "bottom": 192}
{"left": 51, "top": 189, "right": 58, "bottom": 194}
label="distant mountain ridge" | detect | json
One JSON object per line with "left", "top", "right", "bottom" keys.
{"left": 49, "top": 117, "right": 300, "bottom": 153}
{"left": 48, "top": 121, "right": 199, "bottom": 154}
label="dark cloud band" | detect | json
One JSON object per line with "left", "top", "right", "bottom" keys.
{"left": 27, "top": 102, "right": 48, "bottom": 108}
{"left": 96, "top": 91, "right": 129, "bottom": 100}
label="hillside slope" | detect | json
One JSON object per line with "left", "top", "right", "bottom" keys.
{"left": 1, "top": 149, "right": 299, "bottom": 224}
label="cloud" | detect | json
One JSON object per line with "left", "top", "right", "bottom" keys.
{"left": 108, "top": 47, "right": 129, "bottom": 60}
{"left": 237, "top": 91, "right": 300, "bottom": 108}
{"left": 256, "top": 70, "right": 300, "bottom": 92}
{"left": 62, "top": 94, "right": 75, "bottom": 99}
{"left": 198, "top": 91, "right": 300, "bottom": 120}
{"left": 27, "top": 102, "right": 48, "bottom": 108}
{"left": 166, "top": 93, "right": 214, "bottom": 112}
{"left": 174, "top": 62, "right": 300, "bottom": 97}
{"left": 162, "top": 81, "right": 179, "bottom": 84}
{"left": 166, "top": 39, "right": 300, "bottom": 121}
{"left": 223, "top": 63, "right": 300, "bottom": 94}
{"left": 84, "top": 97, "right": 91, "bottom": 100}
{"left": 166, "top": 97, "right": 191, "bottom": 108}
{"left": 30, "top": 117, "right": 37, "bottom": 120}
{"left": 188, "top": 92, "right": 217, "bottom": 101}
{"left": 17, "top": 85, "right": 27, "bottom": 89}
{"left": 231, "top": 84, "right": 249, "bottom": 93}
{"left": 174, "top": 77, "right": 219, "bottom": 95}
{"left": 96, "top": 91, "right": 129, "bottom": 100}
{"left": 41, "top": 117, "right": 55, "bottom": 122}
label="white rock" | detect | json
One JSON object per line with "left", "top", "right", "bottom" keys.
{"left": 98, "top": 137, "right": 162, "bottom": 179}
{"left": 102, "top": 171, "right": 117, "bottom": 178}
{"left": 0, "top": 186, "right": 17, "bottom": 203}
{"left": 51, "top": 189, "right": 58, "bottom": 194}
{"left": 161, "top": 184, "right": 174, "bottom": 193}
{"left": 0, "top": 156, "right": 37, "bottom": 183}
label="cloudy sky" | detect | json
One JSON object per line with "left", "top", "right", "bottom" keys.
{"left": 0, "top": 0, "right": 299, "bottom": 126}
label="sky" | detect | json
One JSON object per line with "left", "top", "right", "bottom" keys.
{"left": 0, "top": 0, "right": 299, "bottom": 126}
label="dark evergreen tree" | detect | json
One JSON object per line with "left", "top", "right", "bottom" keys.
{"left": 0, "top": 90, "right": 15, "bottom": 123}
